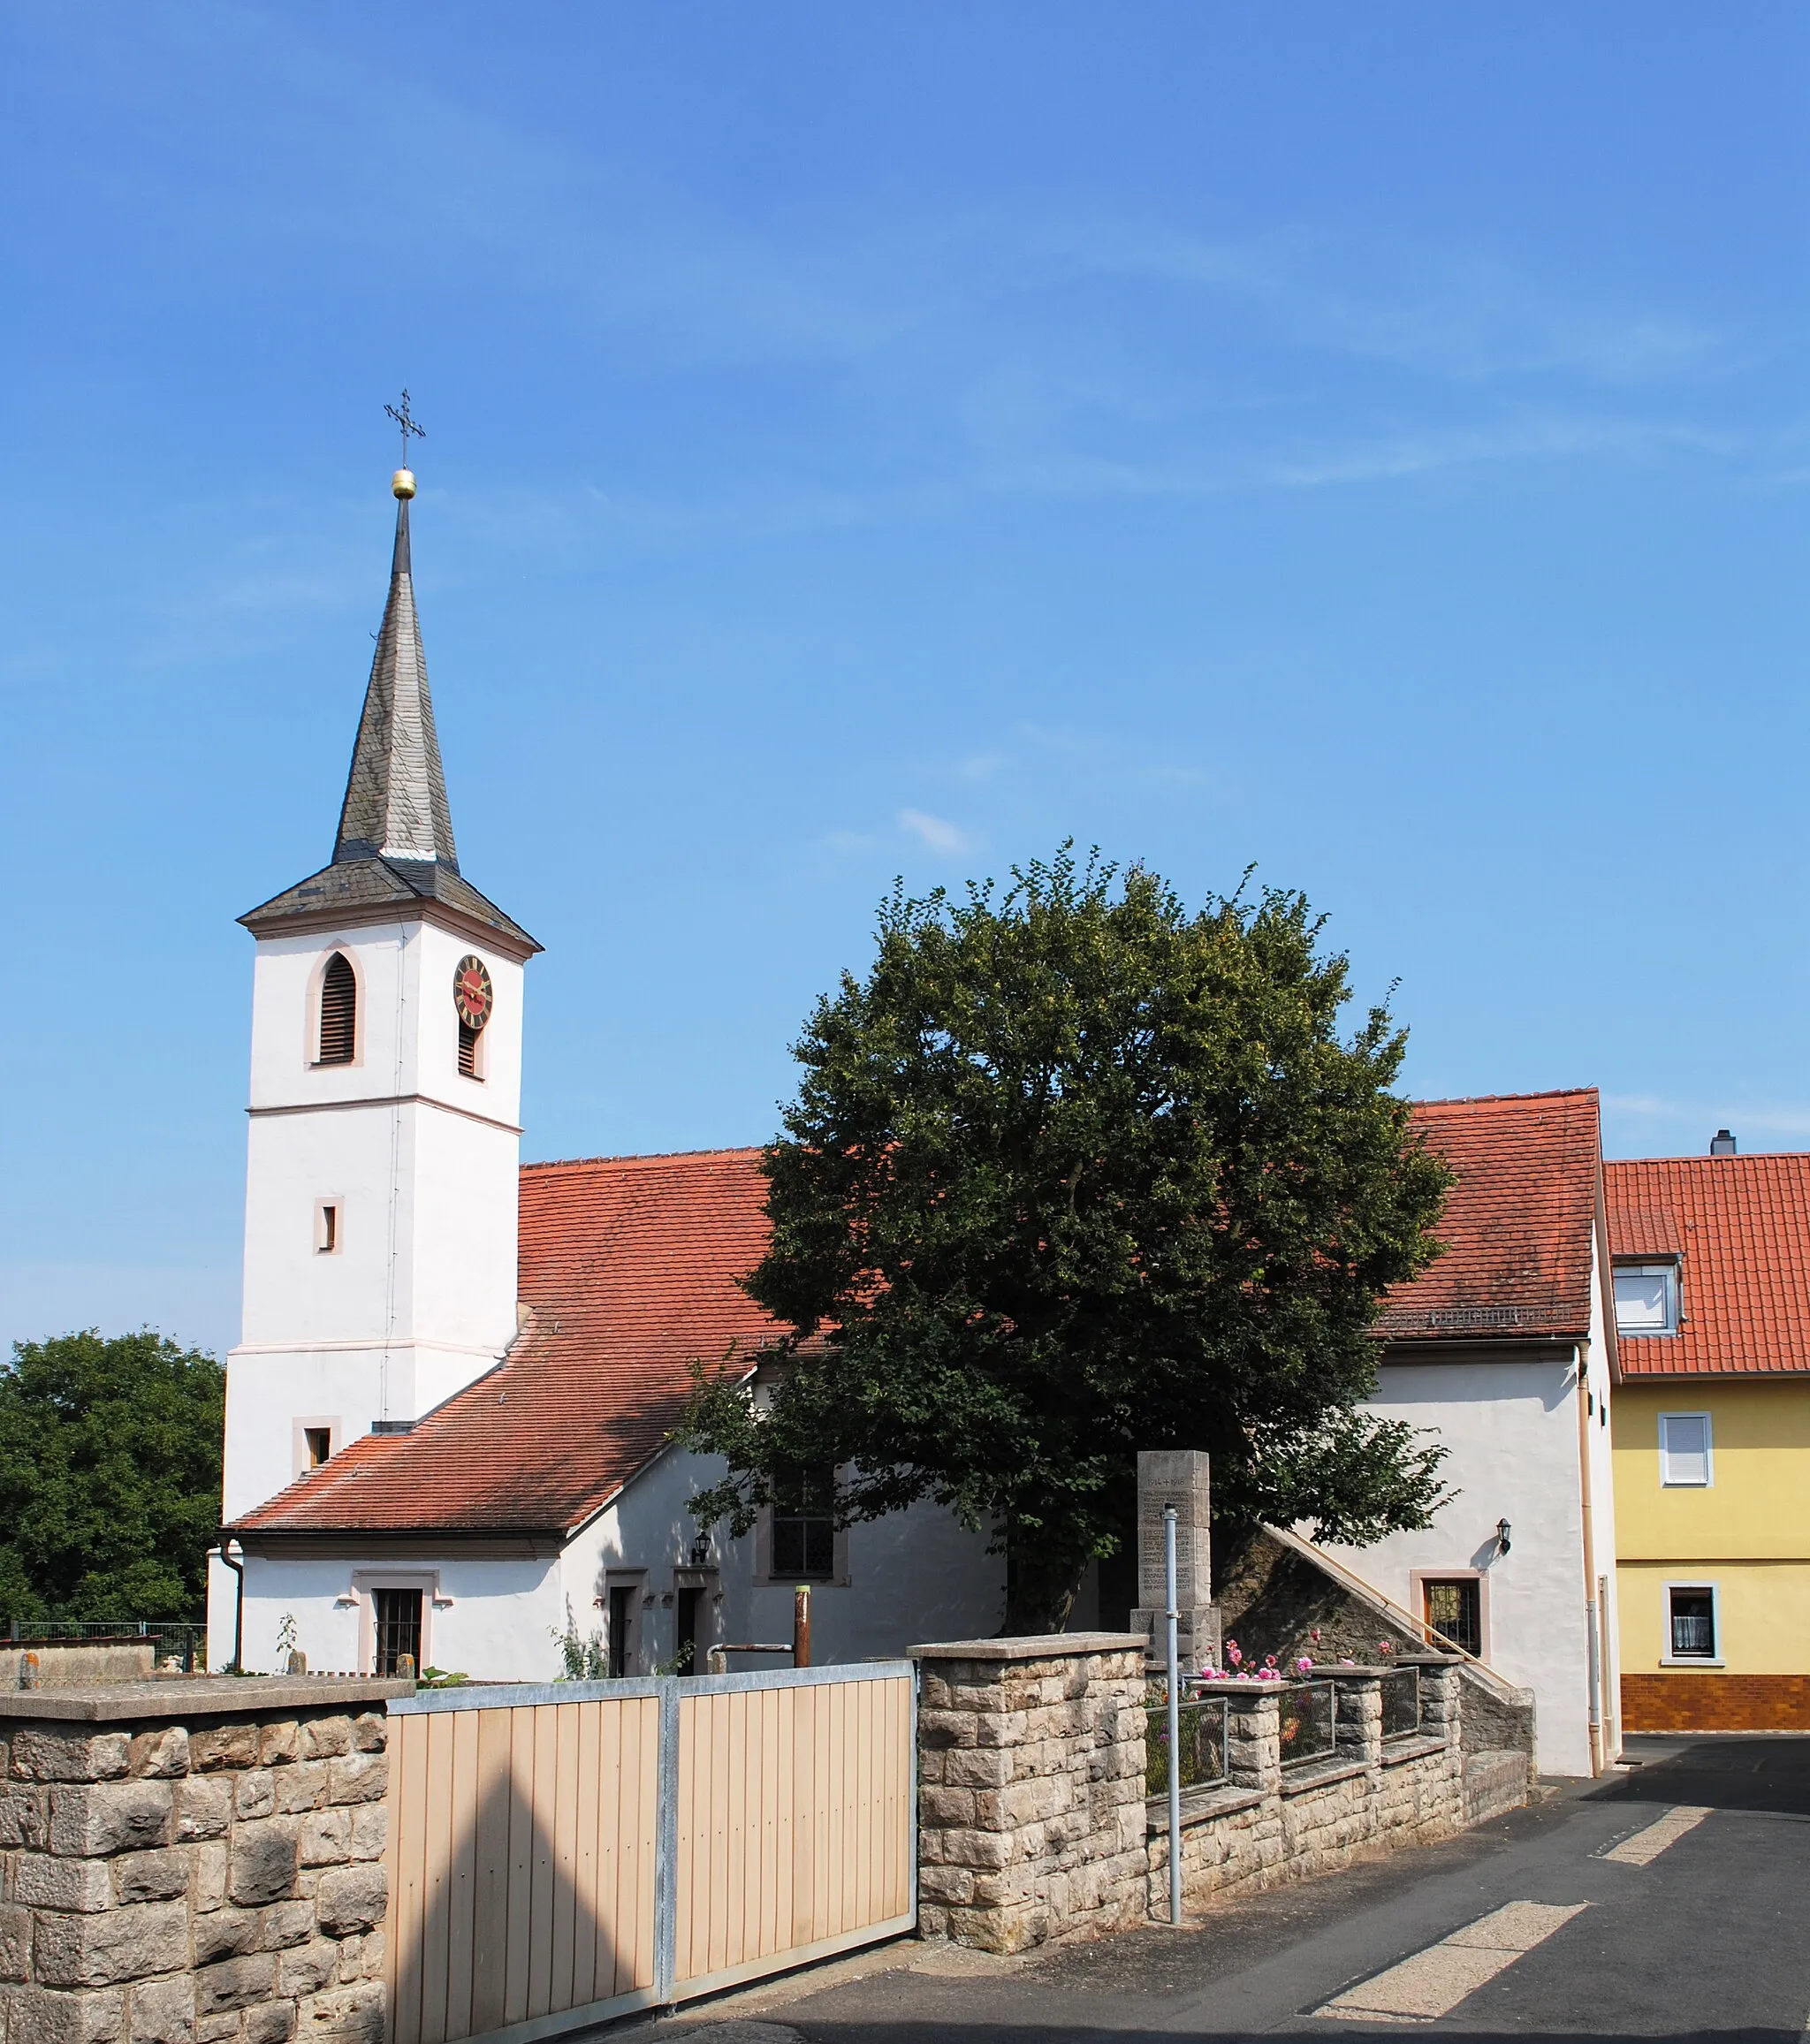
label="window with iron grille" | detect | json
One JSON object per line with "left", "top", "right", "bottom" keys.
{"left": 372, "top": 1587, "right": 422, "bottom": 1675}
{"left": 1668, "top": 1585, "right": 1716, "bottom": 1660}
{"left": 317, "top": 954, "right": 357, "bottom": 1065}
{"left": 772, "top": 1466, "right": 836, "bottom": 1580}
{"left": 1422, "top": 1577, "right": 1482, "bottom": 1658}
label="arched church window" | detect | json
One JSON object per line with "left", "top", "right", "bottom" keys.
{"left": 316, "top": 953, "right": 357, "bottom": 1065}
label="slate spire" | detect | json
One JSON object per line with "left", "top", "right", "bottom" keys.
{"left": 332, "top": 475, "right": 460, "bottom": 870}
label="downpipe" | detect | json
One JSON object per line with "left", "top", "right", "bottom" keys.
{"left": 218, "top": 1540, "right": 245, "bottom": 1674}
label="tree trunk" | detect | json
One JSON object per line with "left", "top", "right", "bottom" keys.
{"left": 1002, "top": 1518, "right": 1091, "bottom": 1634}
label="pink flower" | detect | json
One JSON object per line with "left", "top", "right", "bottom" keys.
{"left": 1339, "top": 1658, "right": 1356, "bottom": 1667}
{"left": 1379, "top": 1640, "right": 1393, "bottom": 1657}
{"left": 1296, "top": 1657, "right": 1313, "bottom": 1675}
{"left": 1227, "top": 1641, "right": 1243, "bottom": 1666}
{"left": 1310, "top": 1627, "right": 1321, "bottom": 1644}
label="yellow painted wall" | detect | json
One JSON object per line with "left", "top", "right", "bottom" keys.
{"left": 1618, "top": 1561, "right": 1810, "bottom": 1675}
{"left": 1613, "top": 1380, "right": 1810, "bottom": 1675}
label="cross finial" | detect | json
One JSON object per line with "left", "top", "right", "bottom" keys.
{"left": 384, "top": 389, "right": 426, "bottom": 464}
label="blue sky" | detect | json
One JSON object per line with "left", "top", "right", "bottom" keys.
{"left": 4, "top": 5, "right": 1806, "bottom": 1363}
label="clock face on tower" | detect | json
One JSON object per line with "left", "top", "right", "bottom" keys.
{"left": 453, "top": 954, "right": 494, "bottom": 1032}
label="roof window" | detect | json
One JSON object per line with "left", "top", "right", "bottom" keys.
{"left": 1614, "top": 1260, "right": 1679, "bottom": 1337}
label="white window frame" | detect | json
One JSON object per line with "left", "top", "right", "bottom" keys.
{"left": 315, "top": 1197, "right": 345, "bottom": 1256}
{"left": 1658, "top": 1410, "right": 1715, "bottom": 1487}
{"left": 1613, "top": 1259, "right": 1680, "bottom": 1337}
{"left": 1409, "top": 1568, "right": 1490, "bottom": 1662}
{"left": 1661, "top": 1579, "right": 1723, "bottom": 1668}
{"left": 292, "top": 1416, "right": 342, "bottom": 1479}
{"left": 348, "top": 1569, "right": 448, "bottom": 1675}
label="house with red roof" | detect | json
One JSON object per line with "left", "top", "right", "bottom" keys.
{"left": 1608, "top": 1138, "right": 1810, "bottom": 1730}
{"left": 210, "top": 475, "right": 1623, "bottom": 1776}
{"left": 1311, "top": 1089, "right": 1622, "bottom": 1778}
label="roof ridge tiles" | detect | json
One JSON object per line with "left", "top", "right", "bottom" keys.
{"left": 522, "top": 1146, "right": 766, "bottom": 1172}
{"left": 1413, "top": 1087, "right": 1598, "bottom": 1108}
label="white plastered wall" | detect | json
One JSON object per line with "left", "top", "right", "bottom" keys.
{"left": 210, "top": 1446, "right": 1005, "bottom": 1681}
{"left": 1322, "top": 1350, "right": 1597, "bottom": 1776}
{"left": 224, "top": 915, "right": 526, "bottom": 1524}
{"left": 1583, "top": 1227, "right": 1623, "bottom": 1758}
{"left": 559, "top": 1446, "right": 1006, "bottom": 1674}
{"left": 216, "top": 1549, "right": 561, "bottom": 1679}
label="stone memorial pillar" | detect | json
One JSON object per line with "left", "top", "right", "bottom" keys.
{"left": 1129, "top": 1448, "right": 1221, "bottom": 1670}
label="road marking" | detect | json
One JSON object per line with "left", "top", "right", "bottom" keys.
{"left": 1314, "top": 1901, "right": 1589, "bottom": 2024}
{"left": 1599, "top": 1805, "right": 1713, "bottom": 1866}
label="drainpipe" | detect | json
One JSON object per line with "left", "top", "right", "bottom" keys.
{"left": 218, "top": 1540, "right": 246, "bottom": 1674}
{"left": 1575, "top": 1344, "right": 1603, "bottom": 1774}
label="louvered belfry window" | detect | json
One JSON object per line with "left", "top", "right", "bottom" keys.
{"left": 316, "top": 953, "right": 357, "bottom": 1065}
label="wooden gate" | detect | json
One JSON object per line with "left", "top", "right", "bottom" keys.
{"left": 384, "top": 1663, "right": 916, "bottom": 2044}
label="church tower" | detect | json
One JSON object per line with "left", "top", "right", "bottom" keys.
{"left": 223, "top": 457, "right": 540, "bottom": 1524}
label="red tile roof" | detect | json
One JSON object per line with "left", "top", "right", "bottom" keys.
{"left": 233, "top": 1090, "right": 1607, "bottom": 1540}
{"left": 1377, "top": 1090, "right": 1602, "bottom": 1344}
{"left": 232, "top": 1150, "right": 783, "bottom": 1540}
{"left": 1606, "top": 1153, "right": 1810, "bottom": 1378}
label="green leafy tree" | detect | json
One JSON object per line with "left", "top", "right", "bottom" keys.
{"left": 682, "top": 850, "right": 1454, "bottom": 1631}
{"left": 0, "top": 1331, "right": 224, "bottom": 1624}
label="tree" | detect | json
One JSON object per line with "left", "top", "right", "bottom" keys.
{"left": 682, "top": 849, "right": 1454, "bottom": 1632}
{"left": 0, "top": 1331, "right": 224, "bottom": 1625}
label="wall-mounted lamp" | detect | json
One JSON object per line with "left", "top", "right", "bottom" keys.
{"left": 689, "top": 1535, "right": 711, "bottom": 1566}
{"left": 1495, "top": 1519, "right": 1512, "bottom": 1556}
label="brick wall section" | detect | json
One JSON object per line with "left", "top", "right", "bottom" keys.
{"left": 914, "top": 1635, "right": 1149, "bottom": 1954}
{"left": 0, "top": 1678, "right": 408, "bottom": 2044}
{"left": 1622, "top": 1673, "right": 1810, "bottom": 1732}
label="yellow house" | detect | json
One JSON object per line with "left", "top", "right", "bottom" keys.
{"left": 1608, "top": 1140, "right": 1810, "bottom": 1730}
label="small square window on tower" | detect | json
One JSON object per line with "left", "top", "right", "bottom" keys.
{"left": 316, "top": 1201, "right": 342, "bottom": 1255}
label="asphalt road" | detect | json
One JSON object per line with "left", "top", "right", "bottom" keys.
{"left": 653, "top": 1734, "right": 1810, "bottom": 2044}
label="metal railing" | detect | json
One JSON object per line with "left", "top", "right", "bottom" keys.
{"left": 1380, "top": 1666, "right": 1422, "bottom": 1740}
{"left": 1145, "top": 1689, "right": 1228, "bottom": 1797}
{"left": 1279, "top": 1679, "right": 1336, "bottom": 1767}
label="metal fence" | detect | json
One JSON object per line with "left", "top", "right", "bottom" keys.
{"left": 4, "top": 1620, "right": 208, "bottom": 1668}
{"left": 384, "top": 1660, "right": 916, "bottom": 2043}
{"left": 1145, "top": 1691, "right": 1228, "bottom": 1798}
{"left": 1279, "top": 1680, "right": 1336, "bottom": 1767}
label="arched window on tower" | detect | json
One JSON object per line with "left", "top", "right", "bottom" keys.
{"left": 316, "top": 953, "right": 357, "bottom": 1065}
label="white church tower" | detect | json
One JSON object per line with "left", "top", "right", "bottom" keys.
{"left": 220, "top": 458, "right": 540, "bottom": 1530}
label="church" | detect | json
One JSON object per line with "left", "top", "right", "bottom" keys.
{"left": 210, "top": 463, "right": 1621, "bottom": 1776}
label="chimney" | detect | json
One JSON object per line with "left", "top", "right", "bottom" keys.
{"left": 1710, "top": 1128, "right": 1738, "bottom": 1157}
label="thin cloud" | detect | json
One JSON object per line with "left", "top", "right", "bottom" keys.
{"left": 899, "top": 809, "right": 972, "bottom": 855}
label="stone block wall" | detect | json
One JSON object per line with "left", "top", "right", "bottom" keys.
{"left": 1147, "top": 1668, "right": 1465, "bottom": 1918}
{"left": 914, "top": 1641, "right": 1499, "bottom": 1952}
{"left": 0, "top": 1679, "right": 407, "bottom": 2044}
{"left": 914, "top": 1635, "right": 1149, "bottom": 1953}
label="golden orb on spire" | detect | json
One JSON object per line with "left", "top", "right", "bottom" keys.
{"left": 392, "top": 467, "right": 417, "bottom": 499}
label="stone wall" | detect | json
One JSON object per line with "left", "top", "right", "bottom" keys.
{"left": 914, "top": 1638, "right": 1520, "bottom": 1953}
{"left": 914, "top": 1635, "right": 1149, "bottom": 1953}
{"left": 1215, "top": 1526, "right": 1537, "bottom": 1766}
{"left": 0, "top": 1677, "right": 408, "bottom": 2044}
{"left": 5, "top": 1649, "right": 156, "bottom": 1696}
{"left": 1147, "top": 1668, "right": 1465, "bottom": 1917}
